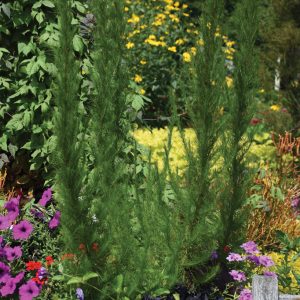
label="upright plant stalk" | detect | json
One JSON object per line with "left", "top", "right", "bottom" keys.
{"left": 54, "top": 0, "right": 87, "bottom": 257}
{"left": 220, "top": 0, "right": 259, "bottom": 251}
{"left": 172, "top": 0, "right": 226, "bottom": 287}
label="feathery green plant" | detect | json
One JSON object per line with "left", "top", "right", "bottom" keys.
{"left": 219, "top": 0, "right": 259, "bottom": 252}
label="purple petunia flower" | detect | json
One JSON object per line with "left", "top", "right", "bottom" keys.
{"left": 19, "top": 280, "right": 40, "bottom": 300}
{"left": 247, "top": 255, "right": 260, "bottom": 265}
{"left": 30, "top": 209, "right": 44, "bottom": 220}
{"left": 239, "top": 288, "right": 253, "bottom": 300}
{"left": 211, "top": 250, "right": 218, "bottom": 260}
{"left": 13, "top": 271, "right": 25, "bottom": 284}
{"left": 4, "top": 196, "right": 20, "bottom": 211}
{"left": 12, "top": 220, "right": 33, "bottom": 240}
{"left": 258, "top": 256, "right": 275, "bottom": 267}
{"left": 38, "top": 188, "right": 52, "bottom": 207}
{"left": 264, "top": 271, "right": 277, "bottom": 278}
{"left": 0, "top": 262, "right": 10, "bottom": 280}
{"left": 37, "top": 267, "right": 48, "bottom": 280}
{"left": 229, "top": 270, "right": 247, "bottom": 282}
{"left": 0, "top": 275, "right": 16, "bottom": 297}
{"left": 76, "top": 288, "right": 84, "bottom": 300}
{"left": 291, "top": 197, "right": 300, "bottom": 209}
{"left": 226, "top": 252, "right": 244, "bottom": 262}
{"left": 49, "top": 211, "right": 61, "bottom": 229}
{"left": 241, "top": 241, "right": 260, "bottom": 254}
{"left": 0, "top": 215, "right": 11, "bottom": 230}
{"left": 4, "top": 245, "right": 22, "bottom": 261}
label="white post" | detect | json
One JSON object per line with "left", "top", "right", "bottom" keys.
{"left": 252, "top": 275, "right": 279, "bottom": 300}
{"left": 275, "top": 56, "right": 281, "bottom": 91}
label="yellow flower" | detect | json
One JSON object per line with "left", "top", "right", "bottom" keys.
{"left": 134, "top": 74, "right": 143, "bottom": 83}
{"left": 197, "top": 39, "right": 204, "bottom": 46}
{"left": 182, "top": 4, "right": 188, "bottom": 9}
{"left": 126, "top": 42, "right": 134, "bottom": 49}
{"left": 226, "top": 76, "right": 233, "bottom": 88}
{"left": 127, "top": 13, "right": 140, "bottom": 24}
{"left": 140, "top": 59, "right": 147, "bottom": 65}
{"left": 190, "top": 47, "right": 197, "bottom": 55}
{"left": 124, "top": 7, "right": 129, "bottom": 12}
{"left": 270, "top": 104, "right": 281, "bottom": 111}
{"left": 258, "top": 89, "right": 265, "bottom": 94}
{"left": 226, "top": 40, "right": 235, "bottom": 47}
{"left": 175, "top": 39, "right": 185, "bottom": 45}
{"left": 168, "top": 46, "right": 177, "bottom": 52}
{"left": 169, "top": 14, "right": 179, "bottom": 22}
{"left": 139, "top": 88, "right": 146, "bottom": 95}
{"left": 182, "top": 52, "right": 191, "bottom": 62}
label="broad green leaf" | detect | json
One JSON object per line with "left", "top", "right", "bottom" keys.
{"left": 8, "top": 143, "right": 18, "bottom": 157}
{"left": 0, "top": 135, "right": 8, "bottom": 152}
{"left": 42, "top": 0, "right": 55, "bottom": 8}
{"left": 52, "top": 275, "right": 65, "bottom": 281}
{"left": 67, "top": 277, "right": 83, "bottom": 285}
{"left": 82, "top": 272, "right": 99, "bottom": 282}
{"left": 131, "top": 95, "right": 144, "bottom": 111}
{"left": 73, "top": 35, "right": 84, "bottom": 53}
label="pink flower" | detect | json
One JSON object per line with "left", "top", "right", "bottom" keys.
{"left": 0, "top": 275, "right": 16, "bottom": 297}
{"left": 49, "top": 211, "right": 61, "bottom": 229}
{"left": 38, "top": 188, "right": 52, "bottom": 207}
{"left": 241, "top": 241, "right": 259, "bottom": 254}
{"left": 13, "top": 271, "right": 25, "bottom": 284}
{"left": 226, "top": 252, "right": 244, "bottom": 262}
{"left": 258, "top": 256, "right": 274, "bottom": 267}
{"left": 12, "top": 220, "right": 33, "bottom": 240}
{"left": 0, "top": 215, "right": 11, "bottom": 230}
{"left": 239, "top": 289, "right": 253, "bottom": 300}
{"left": 0, "top": 262, "right": 10, "bottom": 280}
{"left": 4, "top": 246, "right": 22, "bottom": 261}
{"left": 264, "top": 271, "right": 277, "bottom": 278}
{"left": 19, "top": 280, "right": 40, "bottom": 300}
{"left": 229, "top": 270, "right": 247, "bottom": 282}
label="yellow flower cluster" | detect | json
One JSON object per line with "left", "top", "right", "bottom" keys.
{"left": 144, "top": 34, "right": 167, "bottom": 47}
{"left": 268, "top": 251, "right": 300, "bottom": 293}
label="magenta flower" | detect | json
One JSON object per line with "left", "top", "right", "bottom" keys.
{"left": 13, "top": 271, "right": 25, "bottom": 284}
{"left": 258, "top": 256, "right": 274, "bottom": 267}
{"left": 0, "top": 262, "right": 10, "bottom": 280}
{"left": 19, "top": 280, "right": 40, "bottom": 300}
{"left": 226, "top": 252, "right": 244, "bottom": 262}
{"left": 4, "top": 196, "right": 20, "bottom": 211}
{"left": 0, "top": 275, "right": 16, "bottom": 297}
{"left": 291, "top": 197, "right": 300, "bottom": 209}
{"left": 239, "top": 288, "right": 253, "bottom": 300}
{"left": 12, "top": 220, "right": 33, "bottom": 240}
{"left": 229, "top": 270, "right": 247, "bottom": 282}
{"left": 38, "top": 188, "right": 52, "bottom": 207}
{"left": 241, "top": 241, "right": 259, "bottom": 254}
{"left": 4, "top": 245, "right": 22, "bottom": 261}
{"left": 49, "top": 211, "right": 61, "bottom": 229}
{"left": 0, "top": 215, "right": 11, "bottom": 230}
{"left": 264, "top": 271, "right": 277, "bottom": 277}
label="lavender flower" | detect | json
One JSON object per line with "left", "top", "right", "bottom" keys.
{"left": 19, "top": 280, "right": 40, "bottom": 300}
{"left": 49, "top": 211, "right": 61, "bottom": 229}
{"left": 0, "top": 262, "right": 10, "bottom": 280}
{"left": 0, "top": 275, "right": 16, "bottom": 297}
{"left": 226, "top": 252, "right": 244, "bottom": 262}
{"left": 247, "top": 255, "right": 260, "bottom": 265}
{"left": 291, "top": 197, "right": 300, "bottom": 209}
{"left": 76, "top": 288, "right": 84, "bottom": 300}
{"left": 239, "top": 289, "right": 253, "bottom": 300}
{"left": 258, "top": 256, "right": 274, "bottom": 267}
{"left": 4, "top": 196, "right": 20, "bottom": 211}
{"left": 229, "top": 270, "right": 246, "bottom": 282}
{"left": 38, "top": 188, "right": 52, "bottom": 207}
{"left": 264, "top": 271, "right": 277, "bottom": 277}
{"left": 30, "top": 209, "right": 44, "bottom": 220}
{"left": 4, "top": 245, "right": 22, "bottom": 261}
{"left": 12, "top": 220, "right": 33, "bottom": 240}
{"left": 240, "top": 241, "right": 259, "bottom": 254}
{"left": 211, "top": 250, "right": 218, "bottom": 260}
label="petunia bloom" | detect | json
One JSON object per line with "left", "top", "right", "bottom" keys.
{"left": 0, "top": 215, "right": 11, "bottom": 230}
{"left": 247, "top": 255, "right": 260, "bottom": 265}
{"left": 19, "top": 280, "right": 40, "bottom": 300}
{"left": 38, "top": 188, "right": 52, "bottom": 207}
{"left": 12, "top": 220, "right": 33, "bottom": 240}
{"left": 264, "top": 271, "right": 277, "bottom": 277}
{"left": 13, "top": 271, "right": 25, "bottom": 284}
{"left": 229, "top": 270, "right": 246, "bottom": 282}
{"left": 0, "top": 275, "right": 16, "bottom": 297}
{"left": 4, "top": 245, "right": 22, "bottom": 261}
{"left": 48, "top": 211, "right": 61, "bottom": 229}
{"left": 0, "top": 262, "right": 10, "bottom": 280}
